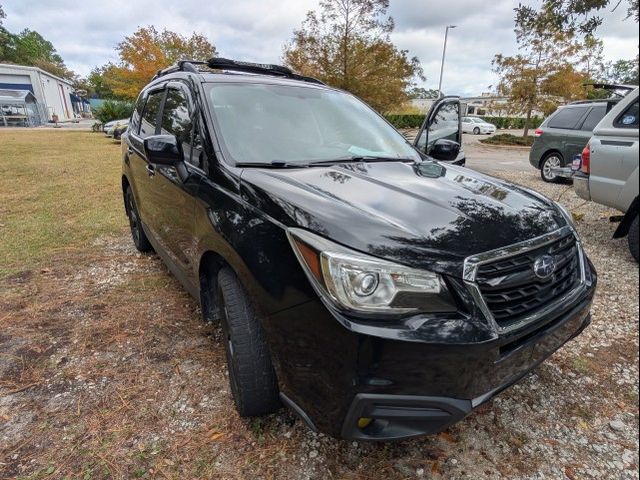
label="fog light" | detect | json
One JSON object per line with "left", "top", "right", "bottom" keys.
{"left": 357, "top": 417, "right": 373, "bottom": 429}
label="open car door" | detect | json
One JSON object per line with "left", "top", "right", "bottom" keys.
{"left": 413, "top": 96, "right": 465, "bottom": 166}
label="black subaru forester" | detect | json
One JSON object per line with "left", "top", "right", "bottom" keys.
{"left": 121, "top": 58, "right": 596, "bottom": 441}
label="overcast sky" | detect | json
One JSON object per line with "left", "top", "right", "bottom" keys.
{"left": 2, "top": 0, "right": 638, "bottom": 96}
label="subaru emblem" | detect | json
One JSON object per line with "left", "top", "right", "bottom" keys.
{"left": 533, "top": 255, "right": 556, "bottom": 279}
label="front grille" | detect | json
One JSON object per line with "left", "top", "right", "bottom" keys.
{"left": 475, "top": 233, "right": 580, "bottom": 328}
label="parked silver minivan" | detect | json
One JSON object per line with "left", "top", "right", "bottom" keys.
{"left": 574, "top": 87, "right": 639, "bottom": 262}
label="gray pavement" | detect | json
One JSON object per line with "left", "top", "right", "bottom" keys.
{"left": 462, "top": 129, "right": 533, "bottom": 175}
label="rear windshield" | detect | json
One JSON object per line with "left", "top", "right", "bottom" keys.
{"left": 205, "top": 83, "right": 420, "bottom": 165}
{"left": 547, "top": 107, "right": 585, "bottom": 129}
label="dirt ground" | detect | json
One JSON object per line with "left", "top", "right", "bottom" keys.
{"left": 0, "top": 133, "right": 638, "bottom": 479}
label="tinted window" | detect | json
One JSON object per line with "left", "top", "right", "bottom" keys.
{"left": 160, "top": 88, "right": 205, "bottom": 169}
{"left": 580, "top": 106, "right": 606, "bottom": 131}
{"left": 614, "top": 100, "right": 639, "bottom": 129}
{"left": 140, "top": 90, "right": 164, "bottom": 138}
{"left": 160, "top": 89, "right": 192, "bottom": 143}
{"left": 547, "top": 107, "right": 585, "bottom": 129}
{"left": 130, "top": 93, "right": 145, "bottom": 133}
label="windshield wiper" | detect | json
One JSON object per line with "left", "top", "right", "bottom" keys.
{"left": 308, "top": 156, "right": 416, "bottom": 166}
{"left": 234, "top": 161, "right": 309, "bottom": 168}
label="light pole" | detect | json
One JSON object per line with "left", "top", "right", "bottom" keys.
{"left": 437, "top": 25, "right": 457, "bottom": 99}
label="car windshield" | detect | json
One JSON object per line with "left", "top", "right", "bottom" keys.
{"left": 472, "top": 118, "right": 485, "bottom": 124}
{"left": 205, "top": 83, "right": 420, "bottom": 165}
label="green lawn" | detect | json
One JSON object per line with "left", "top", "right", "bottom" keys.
{"left": 0, "top": 130, "right": 126, "bottom": 277}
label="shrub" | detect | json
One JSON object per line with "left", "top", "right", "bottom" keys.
{"left": 93, "top": 100, "right": 135, "bottom": 124}
{"left": 383, "top": 114, "right": 425, "bottom": 129}
{"left": 480, "top": 134, "right": 534, "bottom": 147}
{"left": 480, "top": 116, "right": 544, "bottom": 130}
{"left": 383, "top": 114, "right": 545, "bottom": 130}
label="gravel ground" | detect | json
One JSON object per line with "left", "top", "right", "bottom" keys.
{"left": 1, "top": 166, "right": 638, "bottom": 479}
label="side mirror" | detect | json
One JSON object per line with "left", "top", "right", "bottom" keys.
{"left": 430, "top": 139, "right": 461, "bottom": 161}
{"left": 143, "top": 135, "right": 183, "bottom": 166}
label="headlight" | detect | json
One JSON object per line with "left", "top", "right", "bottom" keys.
{"left": 287, "top": 228, "right": 457, "bottom": 317}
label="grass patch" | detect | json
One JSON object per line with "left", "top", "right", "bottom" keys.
{"left": 0, "top": 130, "right": 126, "bottom": 277}
{"left": 480, "top": 133, "right": 534, "bottom": 147}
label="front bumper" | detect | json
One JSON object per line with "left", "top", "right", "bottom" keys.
{"left": 268, "top": 257, "right": 596, "bottom": 440}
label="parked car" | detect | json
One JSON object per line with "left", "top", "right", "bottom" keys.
{"left": 104, "top": 118, "right": 129, "bottom": 138}
{"left": 112, "top": 123, "right": 128, "bottom": 140}
{"left": 529, "top": 100, "right": 617, "bottom": 182}
{"left": 573, "top": 87, "right": 639, "bottom": 262}
{"left": 462, "top": 116, "right": 496, "bottom": 135}
{"left": 121, "top": 58, "right": 596, "bottom": 441}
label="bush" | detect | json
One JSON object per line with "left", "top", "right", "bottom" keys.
{"left": 383, "top": 114, "right": 545, "bottom": 130}
{"left": 480, "top": 134, "right": 534, "bottom": 147}
{"left": 384, "top": 114, "right": 425, "bottom": 129}
{"left": 480, "top": 116, "right": 544, "bottom": 130}
{"left": 93, "top": 100, "right": 135, "bottom": 124}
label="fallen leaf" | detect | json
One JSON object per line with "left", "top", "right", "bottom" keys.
{"left": 209, "top": 432, "right": 225, "bottom": 441}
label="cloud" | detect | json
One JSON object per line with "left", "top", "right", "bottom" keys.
{"left": 2, "top": 0, "right": 637, "bottom": 96}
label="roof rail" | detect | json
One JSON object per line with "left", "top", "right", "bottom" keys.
{"left": 568, "top": 98, "right": 620, "bottom": 105}
{"left": 207, "top": 57, "right": 324, "bottom": 85}
{"left": 152, "top": 58, "right": 324, "bottom": 85}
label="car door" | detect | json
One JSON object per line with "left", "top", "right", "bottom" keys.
{"left": 149, "top": 82, "right": 203, "bottom": 286}
{"left": 414, "top": 97, "right": 464, "bottom": 163}
{"left": 126, "top": 86, "right": 166, "bottom": 230}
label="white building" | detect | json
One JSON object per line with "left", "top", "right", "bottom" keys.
{"left": 0, "top": 63, "right": 77, "bottom": 125}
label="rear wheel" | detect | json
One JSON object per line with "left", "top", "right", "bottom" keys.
{"left": 217, "top": 268, "right": 280, "bottom": 417}
{"left": 540, "top": 153, "right": 563, "bottom": 183}
{"left": 628, "top": 215, "right": 639, "bottom": 263}
{"left": 125, "top": 187, "right": 153, "bottom": 252}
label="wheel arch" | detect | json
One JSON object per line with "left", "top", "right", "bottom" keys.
{"left": 613, "top": 196, "right": 639, "bottom": 239}
{"left": 198, "top": 250, "right": 229, "bottom": 322}
{"left": 541, "top": 149, "right": 564, "bottom": 166}
{"left": 121, "top": 175, "right": 131, "bottom": 214}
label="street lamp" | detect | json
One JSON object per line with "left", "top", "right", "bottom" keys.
{"left": 437, "top": 25, "right": 457, "bottom": 98}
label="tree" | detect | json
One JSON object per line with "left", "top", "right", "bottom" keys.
{"left": 101, "top": 26, "right": 217, "bottom": 100}
{"left": 408, "top": 87, "right": 440, "bottom": 99}
{"left": 283, "top": 0, "right": 424, "bottom": 113}
{"left": 537, "top": 0, "right": 638, "bottom": 34}
{"left": 599, "top": 56, "right": 640, "bottom": 85}
{"left": 493, "top": 5, "right": 585, "bottom": 137}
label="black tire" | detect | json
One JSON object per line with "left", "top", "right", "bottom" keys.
{"left": 628, "top": 215, "right": 639, "bottom": 263}
{"left": 540, "top": 152, "right": 564, "bottom": 183}
{"left": 473, "top": 127, "right": 480, "bottom": 135}
{"left": 217, "top": 268, "right": 280, "bottom": 417}
{"left": 125, "top": 186, "right": 153, "bottom": 252}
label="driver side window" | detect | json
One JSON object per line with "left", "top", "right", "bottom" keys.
{"left": 160, "top": 87, "right": 205, "bottom": 170}
{"left": 428, "top": 102, "right": 460, "bottom": 151}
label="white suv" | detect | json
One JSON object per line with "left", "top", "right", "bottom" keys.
{"left": 574, "top": 87, "right": 639, "bottom": 262}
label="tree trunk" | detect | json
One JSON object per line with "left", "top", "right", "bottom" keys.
{"left": 523, "top": 108, "right": 533, "bottom": 138}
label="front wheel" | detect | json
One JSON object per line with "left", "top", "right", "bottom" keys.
{"left": 628, "top": 215, "right": 639, "bottom": 263}
{"left": 217, "top": 268, "right": 280, "bottom": 417}
{"left": 473, "top": 127, "right": 480, "bottom": 135}
{"left": 540, "top": 153, "right": 563, "bottom": 183}
{"left": 125, "top": 187, "right": 153, "bottom": 252}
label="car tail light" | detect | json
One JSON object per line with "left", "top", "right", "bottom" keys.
{"left": 581, "top": 144, "right": 591, "bottom": 174}
{"left": 534, "top": 129, "right": 543, "bottom": 137}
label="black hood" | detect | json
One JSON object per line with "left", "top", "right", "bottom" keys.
{"left": 239, "top": 161, "right": 565, "bottom": 275}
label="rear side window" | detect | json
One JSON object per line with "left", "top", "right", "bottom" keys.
{"left": 140, "top": 90, "right": 165, "bottom": 138}
{"left": 614, "top": 100, "right": 639, "bottom": 129}
{"left": 547, "top": 107, "right": 585, "bottom": 129}
{"left": 580, "top": 106, "right": 606, "bottom": 131}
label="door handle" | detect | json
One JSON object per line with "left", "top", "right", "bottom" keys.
{"left": 146, "top": 164, "right": 155, "bottom": 177}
